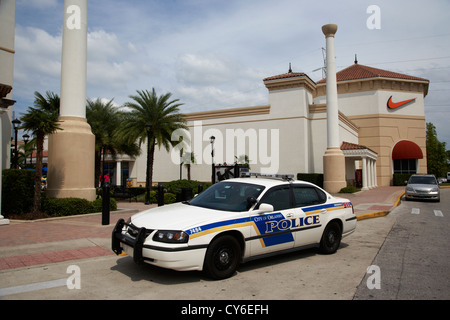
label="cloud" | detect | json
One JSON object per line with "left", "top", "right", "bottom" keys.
{"left": 12, "top": 0, "right": 450, "bottom": 145}
{"left": 17, "top": 0, "right": 58, "bottom": 8}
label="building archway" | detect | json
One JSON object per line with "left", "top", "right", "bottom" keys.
{"left": 392, "top": 140, "right": 423, "bottom": 174}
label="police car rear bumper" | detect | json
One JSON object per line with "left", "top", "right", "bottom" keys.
{"left": 112, "top": 219, "right": 207, "bottom": 271}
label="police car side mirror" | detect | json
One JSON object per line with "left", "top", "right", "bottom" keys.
{"left": 257, "top": 203, "right": 274, "bottom": 214}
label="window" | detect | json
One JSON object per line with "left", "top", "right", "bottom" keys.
{"left": 259, "top": 186, "right": 291, "bottom": 211}
{"left": 292, "top": 186, "right": 326, "bottom": 208}
{"left": 189, "top": 181, "right": 265, "bottom": 212}
{"left": 393, "top": 159, "right": 417, "bottom": 174}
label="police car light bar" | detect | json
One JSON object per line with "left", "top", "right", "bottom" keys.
{"left": 241, "top": 172, "right": 294, "bottom": 180}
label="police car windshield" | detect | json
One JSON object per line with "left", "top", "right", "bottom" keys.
{"left": 189, "top": 181, "right": 265, "bottom": 212}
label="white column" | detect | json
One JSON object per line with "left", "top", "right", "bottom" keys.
{"left": 47, "top": 0, "right": 96, "bottom": 201}
{"left": 323, "top": 25, "right": 339, "bottom": 149}
{"left": 60, "top": 0, "right": 87, "bottom": 118}
{"left": 362, "top": 157, "right": 368, "bottom": 190}
{"left": 373, "top": 160, "right": 378, "bottom": 188}
{"left": 369, "top": 159, "right": 374, "bottom": 189}
{"left": 321, "top": 24, "right": 346, "bottom": 193}
{"left": 116, "top": 160, "right": 122, "bottom": 186}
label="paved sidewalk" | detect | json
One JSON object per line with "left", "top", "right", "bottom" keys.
{"left": 335, "top": 186, "right": 405, "bottom": 218}
{"left": 0, "top": 187, "right": 405, "bottom": 271}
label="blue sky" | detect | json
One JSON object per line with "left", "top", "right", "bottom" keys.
{"left": 12, "top": 0, "right": 450, "bottom": 146}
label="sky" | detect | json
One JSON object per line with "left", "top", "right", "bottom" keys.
{"left": 12, "top": 0, "right": 450, "bottom": 147}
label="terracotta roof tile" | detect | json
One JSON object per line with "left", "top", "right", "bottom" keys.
{"left": 317, "top": 63, "right": 429, "bottom": 84}
{"left": 341, "top": 141, "right": 377, "bottom": 154}
{"left": 263, "top": 72, "right": 309, "bottom": 81}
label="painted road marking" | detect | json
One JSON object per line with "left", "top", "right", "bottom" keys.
{"left": 411, "top": 208, "right": 420, "bottom": 214}
{"left": 434, "top": 210, "right": 444, "bottom": 217}
{"left": 0, "top": 278, "right": 67, "bottom": 297}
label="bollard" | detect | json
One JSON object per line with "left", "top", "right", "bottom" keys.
{"left": 157, "top": 183, "right": 164, "bottom": 206}
{"left": 102, "top": 185, "right": 110, "bottom": 225}
{"left": 198, "top": 184, "right": 203, "bottom": 194}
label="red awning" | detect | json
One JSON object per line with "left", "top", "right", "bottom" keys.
{"left": 392, "top": 140, "right": 423, "bottom": 159}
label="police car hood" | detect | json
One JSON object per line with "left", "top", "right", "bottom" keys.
{"left": 130, "top": 202, "right": 227, "bottom": 230}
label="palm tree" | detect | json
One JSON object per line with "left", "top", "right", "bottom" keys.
{"left": 86, "top": 98, "right": 140, "bottom": 186}
{"left": 20, "top": 91, "right": 61, "bottom": 217}
{"left": 119, "top": 89, "right": 187, "bottom": 202}
{"left": 183, "top": 152, "right": 196, "bottom": 180}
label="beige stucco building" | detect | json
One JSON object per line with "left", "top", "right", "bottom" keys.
{"left": 106, "top": 61, "right": 428, "bottom": 190}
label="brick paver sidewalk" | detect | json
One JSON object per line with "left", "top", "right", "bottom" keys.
{"left": 0, "top": 203, "right": 155, "bottom": 270}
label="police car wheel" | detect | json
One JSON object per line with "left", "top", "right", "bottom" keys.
{"left": 319, "top": 221, "right": 342, "bottom": 254}
{"left": 204, "top": 235, "right": 241, "bottom": 280}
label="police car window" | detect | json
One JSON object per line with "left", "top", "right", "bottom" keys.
{"left": 292, "top": 186, "right": 326, "bottom": 207}
{"left": 189, "top": 181, "right": 265, "bottom": 212}
{"left": 259, "top": 186, "right": 291, "bottom": 211}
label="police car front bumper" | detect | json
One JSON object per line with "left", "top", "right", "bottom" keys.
{"left": 112, "top": 219, "right": 207, "bottom": 271}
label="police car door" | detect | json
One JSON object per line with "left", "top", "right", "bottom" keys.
{"left": 249, "top": 184, "right": 296, "bottom": 257}
{"left": 291, "top": 185, "right": 327, "bottom": 247}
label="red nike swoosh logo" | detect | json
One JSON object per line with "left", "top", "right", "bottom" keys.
{"left": 387, "top": 96, "right": 416, "bottom": 109}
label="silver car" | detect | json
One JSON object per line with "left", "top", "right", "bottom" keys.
{"left": 405, "top": 174, "right": 440, "bottom": 202}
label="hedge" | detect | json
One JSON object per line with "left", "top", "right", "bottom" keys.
{"left": 41, "top": 197, "right": 117, "bottom": 217}
{"left": 393, "top": 173, "right": 413, "bottom": 186}
{"left": 1, "top": 169, "right": 34, "bottom": 217}
{"left": 163, "top": 179, "right": 211, "bottom": 195}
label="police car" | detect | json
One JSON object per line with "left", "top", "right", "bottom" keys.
{"left": 112, "top": 173, "right": 357, "bottom": 279}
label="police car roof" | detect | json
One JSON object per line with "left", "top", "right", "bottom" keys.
{"left": 225, "top": 177, "right": 318, "bottom": 188}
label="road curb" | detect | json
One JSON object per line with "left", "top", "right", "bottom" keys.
{"left": 356, "top": 191, "right": 405, "bottom": 221}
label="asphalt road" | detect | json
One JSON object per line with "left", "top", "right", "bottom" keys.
{"left": 355, "top": 188, "right": 450, "bottom": 300}
{"left": 1, "top": 189, "right": 448, "bottom": 302}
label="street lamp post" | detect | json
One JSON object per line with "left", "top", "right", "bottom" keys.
{"left": 23, "top": 133, "right": 30, "bottom": 168}
{"left": 210, "top": 136, "right": 215, "bottom": 184}
{"left": 12, "top": 118, "right": 21, "bottom": 169}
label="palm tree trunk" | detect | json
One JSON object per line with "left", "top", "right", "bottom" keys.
{"left": 32, "top": 132, "right": 44, "bottom": 217}
{"left": 145, "top": 137, "right": 155, "bottom": 203}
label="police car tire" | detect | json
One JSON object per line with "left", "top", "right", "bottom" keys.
{"left": 203, "top": 235, "right": 241, "bottom": 280}
{"left": 319, "top": 221, "right": 342, "bottom": 254}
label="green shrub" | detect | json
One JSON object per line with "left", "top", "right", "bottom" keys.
{"left": 297, "top": 173, "right": 324, "bottom": 188}
{"left": 42, "top": 197, "right": 117, "bottom": 217}
{"left": 1, "top": 169, "right": 35, "bottom": 217}
{"left": 163, "top": 179, "right": 212, "bottom": 200}
{"left": 339, "top": 185, "right": 359, "bottom": 193}
{"left": 92, "top": 197, "right": 117, "bottom": 212}
{"left": 393, "top": 173, "right": 412, "bottom": 186}
{"left": 164, "top": 192, "right": 176, "bottom": 204}
{"left": 42, "top": 198, "right": 94, "bottom": 217}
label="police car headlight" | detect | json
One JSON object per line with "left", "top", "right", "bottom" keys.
{"left": 153, "top": 230, "right": 189, "bottom": 243}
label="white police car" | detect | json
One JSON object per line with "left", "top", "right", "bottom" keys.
{"left": 112, "top": 173, "right": 357, "bottom": 279}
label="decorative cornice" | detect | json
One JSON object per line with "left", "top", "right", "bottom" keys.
{"left": 184, "top": 105, "right": 270, "bottom": 121}
{"left": 315, "top": 77, "right": 429, "bottom": 98}
{"left": 264, "top": 74, "right": 316, "bottom": 93}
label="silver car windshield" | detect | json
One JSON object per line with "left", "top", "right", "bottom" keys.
{"left": 408, "top": 176, "right": 436, "bottom": 185}
{"left": 188, "top": 181, "right": 265, "bottom": 212}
